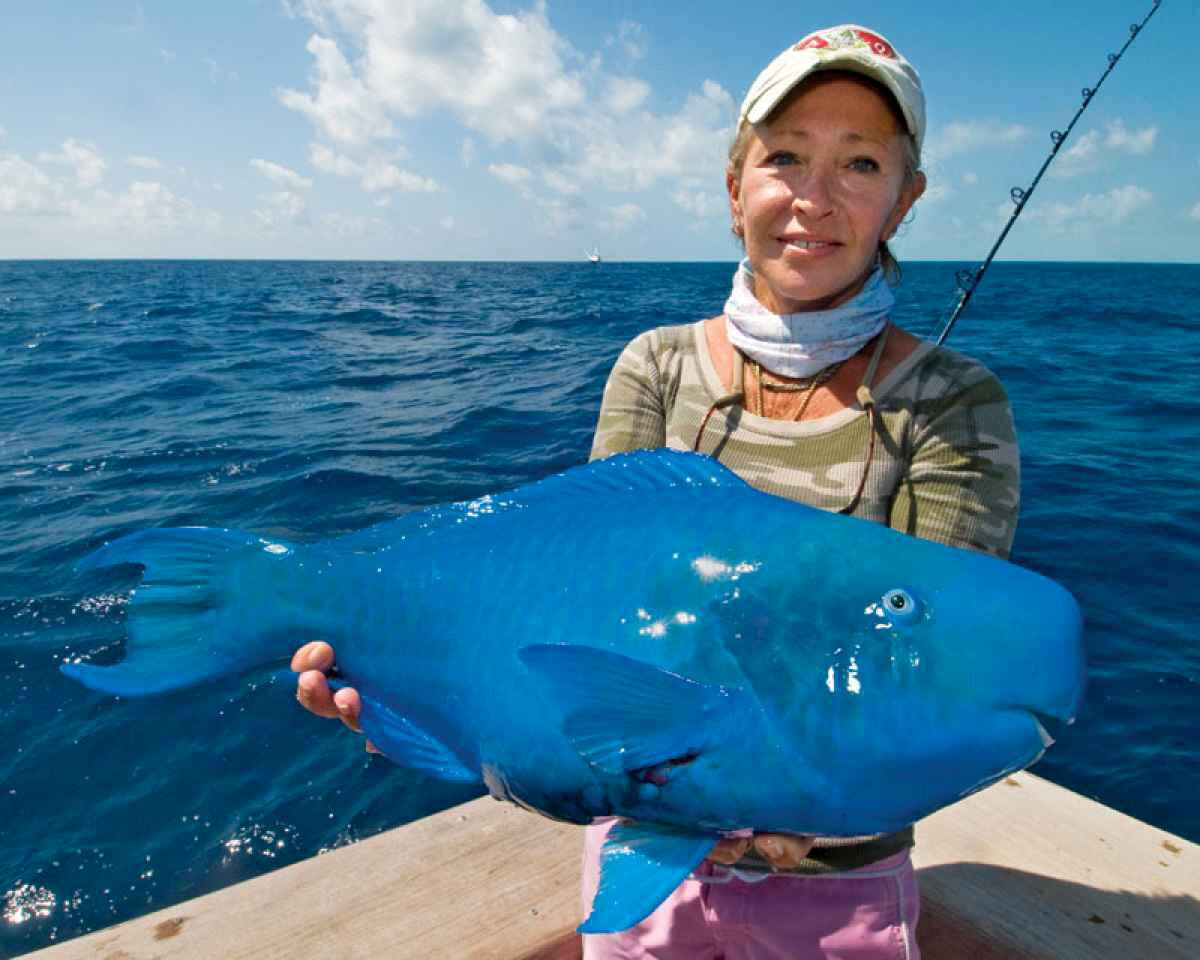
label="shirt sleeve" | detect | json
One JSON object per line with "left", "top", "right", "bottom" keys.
{"left": 589, "top": 331, "right": 667, "bottom": 462}
{"left": 887, "top": 372, "right": 1020, "bottom": 559}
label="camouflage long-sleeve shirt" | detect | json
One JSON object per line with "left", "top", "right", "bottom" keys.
{"left": 590, "top": 320, "right": 1019, "bottom": 560}
{"left": 587, "top": 320, "right": 1021, "bottom": 873}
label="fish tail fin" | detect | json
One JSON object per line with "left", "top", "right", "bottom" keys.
{"left": 62, "top": 527, "right": 298, "bottom": 696}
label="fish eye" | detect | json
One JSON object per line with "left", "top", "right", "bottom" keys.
{"left": 882, "top": 589, "right": 922, "bottom": 624}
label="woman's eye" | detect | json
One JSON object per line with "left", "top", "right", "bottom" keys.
{"left": 767, "top": 151, "right": 798, "bottom": 166}
{"left": 848, "top": 157, "right": 880, "bottom": 173}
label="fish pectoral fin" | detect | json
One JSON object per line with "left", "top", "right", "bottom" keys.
{"left": 519, "top": 644, "right": 749, "bottom": 775}
{"left": 579, "top": 821, "right": 713, "bottom": 934}
{"left": 355, "top": 692, "right": 480, "bottom": 785}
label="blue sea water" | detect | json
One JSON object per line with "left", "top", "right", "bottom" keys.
{"left": 1, "top": 259, "right": 1197, "bottom": 955}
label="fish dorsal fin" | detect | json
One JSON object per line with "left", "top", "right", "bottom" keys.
{"left": 330, "top": 451, "right": 748, "bottom": 550}
{"left": 579, "top": 821, "right": 714, "bottom": 934}
{"left": 519, "top": 643, "right": 752, "bottom": 775}
{"left": 513, "top": 450, "right": 747, "bottom": 507}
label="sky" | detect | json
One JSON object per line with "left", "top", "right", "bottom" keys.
{"left": 1, "top": 0, "right": 1195, "bottom": 261}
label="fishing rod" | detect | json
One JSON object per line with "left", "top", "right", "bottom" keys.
{"left": 935, "top": 0, "right": 1161, "bottom": 347}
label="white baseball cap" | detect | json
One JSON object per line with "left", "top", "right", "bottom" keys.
{"left": 739, "top": 25, "right": 926, "bottom": 153}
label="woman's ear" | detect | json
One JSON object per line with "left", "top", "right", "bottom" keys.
{"left": 727, "top": 167, "right": 744, "bottom": 237}
{"left": 885, "top": 170, "right": 926, "bottom": 239}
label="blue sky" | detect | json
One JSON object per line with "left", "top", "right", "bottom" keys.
{"left": 2, "top": 0, "right": 1194, "bottom": 261}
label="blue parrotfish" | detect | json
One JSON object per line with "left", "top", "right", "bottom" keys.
{"left": 62, "top": 450, "right": 1085, "bottom": 933}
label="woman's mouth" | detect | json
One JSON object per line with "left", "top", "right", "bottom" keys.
{"left": 780, "top": 237, "right": 839, "bottom": 254}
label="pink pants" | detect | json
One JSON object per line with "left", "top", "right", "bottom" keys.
{"left": 581, "top": 822, "right": 920, "bottom": 960}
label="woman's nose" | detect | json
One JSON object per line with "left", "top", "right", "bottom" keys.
{"left": 791, "top": 166, "right": 835, "bottom": 219}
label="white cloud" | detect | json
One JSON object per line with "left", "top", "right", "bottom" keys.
{"left": 278, "top": 34, "right": 395, "bottom": 145}
{"left": 488, "top": 163, "right": 532, "bottom": 186}
{"left": 360, "top": 157, "right": 437, "bottom": 192}
{"left": 321, "top": 211, "right": 379, "bottom": 236}
{"left": 962, "top": 172, "right": 978, "bottom": 185}
{"left": 579, "top": 79, "right": 734, "bottom": 191}
{"left": 0, "top": 126, "right": 7, "bottom": 139}
{"left": 605, "top": 202, "right": 645, "bottom": 232}
{"left": 1, "top": 146, "right": 220, "bottom": 236}
{"left": 671, "top": 188, "right": 725, "bottom": 219}
{"left": 925, "top": 121, "right": 1030, "bottom": 161}
{"left": 920, "top": 183, "right": 952, "bottom": 205}
{"left": 535, "top": 196, "right": 581, "bottom": 234}
{"left": 37, "top": 139, "right": 107, "bottom": 187}
{"left": 155, "top": 48, "right": 176, "bottom": 63}
{"left": 604, "top": 76, "right": 650, "bottom": 115}
{"left": 285, "top": 2, "right": 584, "bottom": 144}
{"left": 1189, "top": 201, "right": 1200, "bottom": 223}
{"left": 309, "top": 142, "right": 359, "bottom": 177}
{"left": 1104, "top": 120, "right": 1157, "bottom": 156}
{"left": 108, "top": 182, "right": 203, "bottom": 228}
{"left": 1050, "top": 130, "right": 1100, "bottom": 179}
{"left": 0, "top": 153, "right": 73, "bottom": 215}
{"left": 309, "top": 143, "right": 437, "bottom": 192}
{"left": 609, "top": 20, "right": 648, "bottom": 61}
{"left": 1049, "top": 120, "right": 1159, "bottom": 179}
{"left": 1034, "top": 184, "right": 1153, "bottom": 227}
{"left": 253, "top": 190, "right": 308, "bottom": 228}
{"left": 250, "top": 158, "right": 313, "bottom": 190}
{"left": 544, "top": 169, "right": 580, "bottom": 196}
{"left": 280, "top": 2, "right": 737, "bottom": 212}
{"left": 128, "top": 154, "right": 161, "bottom": 170}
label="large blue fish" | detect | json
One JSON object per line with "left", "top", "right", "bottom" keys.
{"left": 62, "top": 450, "right": 1085, "bottom": 932}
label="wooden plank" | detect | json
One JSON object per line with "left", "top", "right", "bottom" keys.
{"left": 26, "top": 798, "right": 582, "bottom": 960}
{"left": 25, "top": 773, "right": 1199, "bottom": 959}
{"left": 913, "top": 771, "right": 1200, "bottom": 959}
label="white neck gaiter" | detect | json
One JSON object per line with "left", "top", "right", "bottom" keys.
{"left": 724, "top": 259, "right": 893, "bottom": 379}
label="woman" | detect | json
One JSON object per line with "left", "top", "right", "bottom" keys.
{"left": 294, "top": 24, "right": 1019, "bottom": 958}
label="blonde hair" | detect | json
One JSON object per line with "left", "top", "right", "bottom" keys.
{"left": 727, "top": 71, "right": 922, "bottom": 286}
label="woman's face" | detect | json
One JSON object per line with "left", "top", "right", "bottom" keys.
{"left": 727, "top": 73, "right": 926, "bottom": 314}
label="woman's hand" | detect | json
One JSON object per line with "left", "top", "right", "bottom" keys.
{"left": 291, "top": 641, "right": 377, "bottom": 752}
{"left": 708, "top": 833, "right": 815, "bottom": 870}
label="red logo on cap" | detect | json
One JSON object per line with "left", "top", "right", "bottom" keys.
{"left": 854, "top": 30, "right": 895, "bottom": 58}
{"left": 794, "top": 28, "right": 896, "bottom": 59}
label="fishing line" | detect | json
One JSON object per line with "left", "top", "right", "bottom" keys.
{"left": 934, "top": 0, "right": 1162, "bottom": 347}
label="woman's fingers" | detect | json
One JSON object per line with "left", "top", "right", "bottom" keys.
{"left": 296, "top": 668, "right": 339, "bottom": 719}
{"left": 292, "top": 642, "right": 363, "bottom": 735}
{"left": 291, "top": 640, "right": 334, "bottom": 673}
{"left": 331, "top": 686, "right": 363, "bottom": 733}
{"left": 753, "top": 833, "right": 815, "bottom": 870}
{"left": 707, "top": 836, "right": 752, "bottom": 865}
{"left": 708, "top": 833, "right": 815, "bottom": 870}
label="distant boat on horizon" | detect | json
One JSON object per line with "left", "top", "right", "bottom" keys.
{"left": 586, "top": 247, "right": 601, "bottom": 264}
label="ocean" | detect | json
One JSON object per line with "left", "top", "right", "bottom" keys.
{"left": 1, "top": 259, "right": 1197, "bottom": 955}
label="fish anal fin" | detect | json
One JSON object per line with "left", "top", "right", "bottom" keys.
{"left": 356, "top": 692, "right": 480, "bottom": 785}
{"left": 579, "top": 821, "right": 713, "bottom": 934}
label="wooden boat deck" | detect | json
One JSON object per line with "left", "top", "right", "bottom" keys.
{"left": 26, "top": 772, "right": 1200, "bottom": 959}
